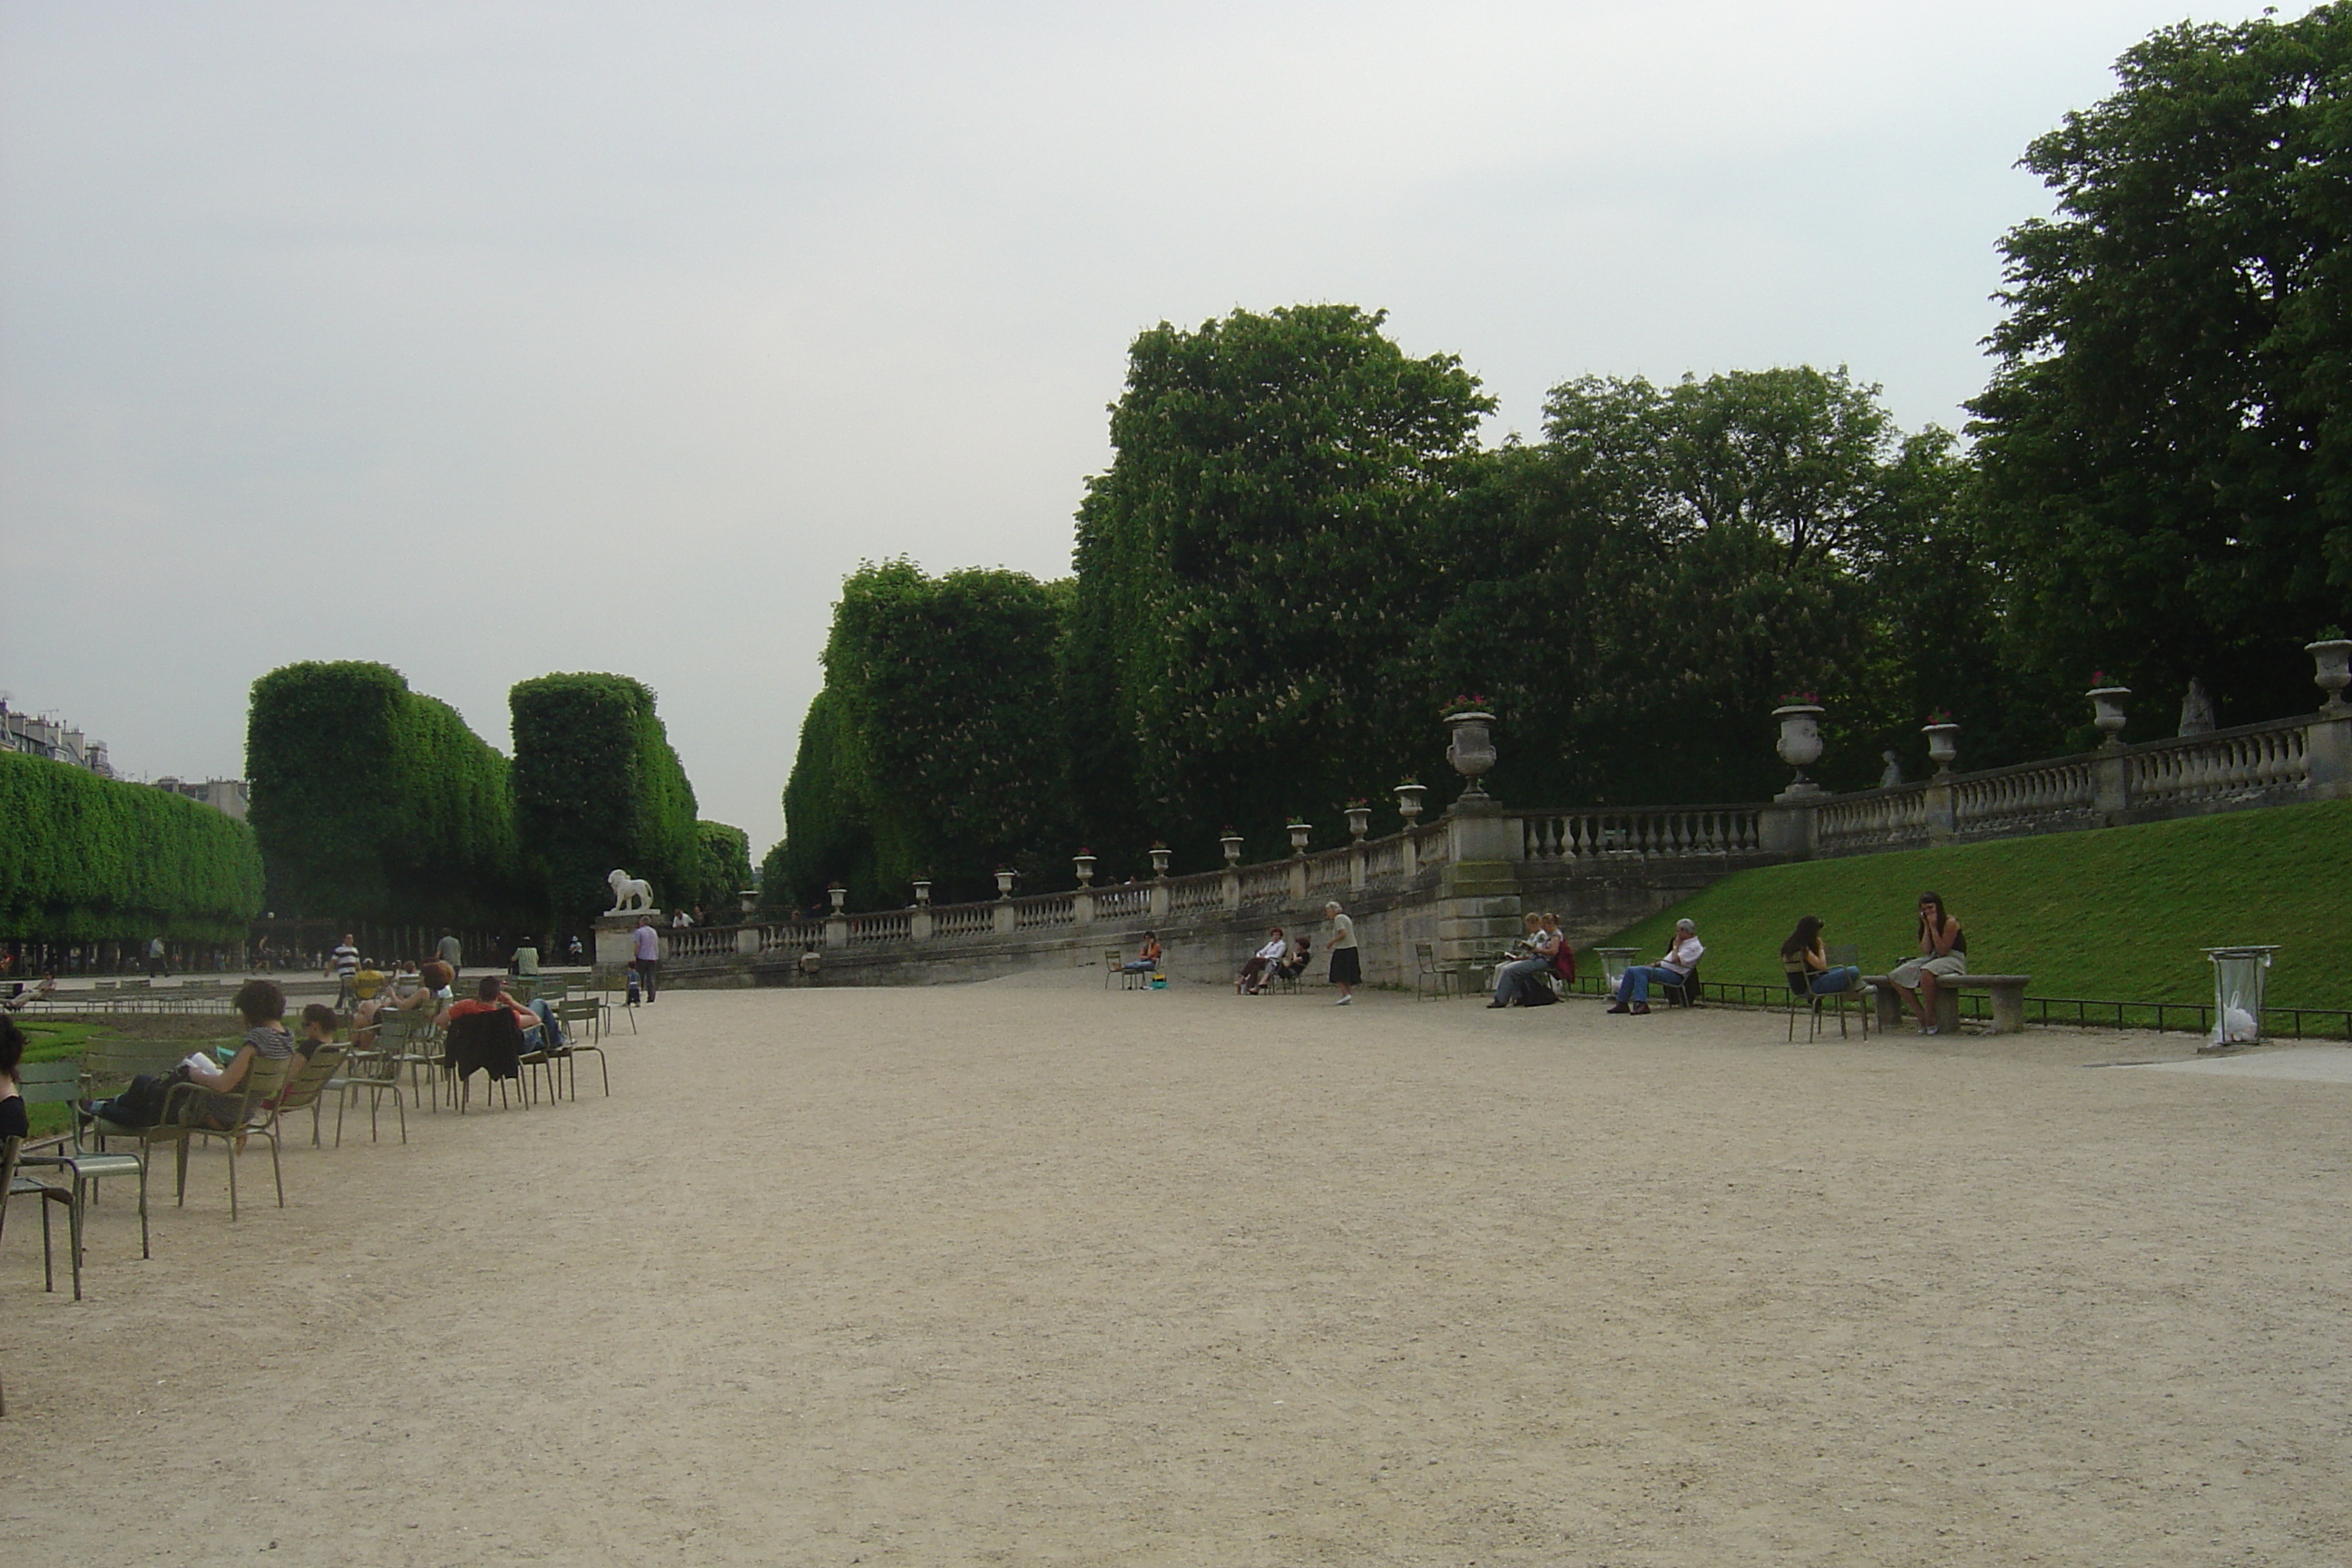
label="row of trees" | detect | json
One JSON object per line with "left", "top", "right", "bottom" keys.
{"left": 770, "top": 9, "right": 2352, "bottom": 912}
{"left": 0, "top": 750, "right": 265, "bottom": 943}
{"left": 249, "top": 662, "right": 743, "bottom": 941}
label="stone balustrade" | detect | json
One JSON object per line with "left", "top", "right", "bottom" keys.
{"left": 647, "top": 705, "right": 2347, "bottom": 988}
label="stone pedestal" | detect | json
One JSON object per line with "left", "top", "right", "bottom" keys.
{"left": 1758, "top": 799, "right": 1818, "bottom": 858}
{"left": 594, "top": 910, "right": 659, "bottom": 977}
{"left": 2308, "top": 713, "right": 2352, "bottom": 799}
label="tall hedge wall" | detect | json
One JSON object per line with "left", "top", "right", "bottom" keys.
{"left": 0, "top": 750, "right": 264, "bottom": 942}
{"left": 767, "top": 688, "right": 877, "bottom": 913}
{"left": 510, "top": 673, "right": 700, "bottom": 924}
{"left": 247, "top": 661, "right": 525, "bottom": 928}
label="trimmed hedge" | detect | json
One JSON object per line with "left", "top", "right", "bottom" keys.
{"left": 510, "top": 673, "right": 700, "bottom": 924}
{"left": 247, "top": 661, "right": 525, "bottom": 927}
{"left": 0, "top": 750, "right": 264, "bottom": 942}
{"left": 768, "top": 689, "right": 877, "bottom": 913}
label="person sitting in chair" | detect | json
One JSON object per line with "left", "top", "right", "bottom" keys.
{"left": 436, "top": 975, "right": 564, "bottom": 1047}
{"left": 1607, "top": 920, "right": 1704, "bottom": 1016}
{"left": 1122, "top": 933, "right": 1163, "bottom": 976}
{"left": 1488, "top": 914, "right": 1562, "bottom": 1008}
{"left": 1237, "top": 928, "right": 1286, "bottom": 994}
{"left": 1779, "top": 916, "right": 1861, "bottom": 996}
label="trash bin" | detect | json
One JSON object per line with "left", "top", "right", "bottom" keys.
{"left": 2201, "top": 946, "right": 2279, "bottom": 1049}
{"left": 1593, "top": 947, "right": 1639, "bottom": 997}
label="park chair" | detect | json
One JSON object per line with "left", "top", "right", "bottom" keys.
{"left": 1414, "top": 941, "right": 1458, "bottom": 1001}
{"left": 252, "top": 1044, "right": 346, "bottom": 1152}
{"left": 1656, "top": 967, "right": 1700, "bottom": 1008}
{"left": 1784, "top": 965, "right": 1828, "bottom": 1043}
{"left": 14, "top": 1061, "right": 151, "bottom": 1298}
{"left": 3, "top": 1132, "right": 81, "bottom": 1299}
{"left": 162, "top": 1053, "right": 292, "bottom": 1220}
{"left": 596, "top": 973, "right": 636, "bottom": 1034}
{"left": 328, "top": 1030, "right": 409, "bottom": 1147}
{"left": 552, "top": 996, "right": 610, "bottom": 1097}
{"left": 80, "top": 1037, "right": 186, "bottom": 1106}
{"left": 375, "top": 1009, "right": 445, "bottom": 1112}
{"left": 441, "top": 1009, "right": 524, "bottom": 1113}
{"left": 1826, "top": 944, "right": 1871, "bottom": 1040}
{"left": 1101, "top": 948, "right": 1124, "bottom": 990}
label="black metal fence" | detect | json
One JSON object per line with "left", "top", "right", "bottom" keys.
{"left": 1561, "top": 973, "right": 2352, "bottom": 1041}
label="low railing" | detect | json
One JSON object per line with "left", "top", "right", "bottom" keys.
{"left": 1522, "top": 807, "right": 1761, "bottom": 860}
{"left": 2131, "top": 718, "right": 2308, "bottom": 805}
{"left": 1951, "top": 757, "right": 2098, "bottom": 838}
{"left": 849, "top": 911, "right": 911, "bottom": 946}
{"left": 1815, "top": 784, "right": 1931, "bottom": 855}
{"left": 1016, "top": 894, "right": 1074, "bottom": 930}
{"left": 758, "top": 921, "right": 824, "bottom": 953}
{"left": 664, "top": 926, "right": 740, "bottom": 961}
{"left": 1169, "top": 877, "right": 1226, "bottom": 916}
{"left": 1238, "top": 861, "right": 1292, "bottom": 905}
{"left": 1092, "top": 886, "right": 1154, "bottom": 921}
{"left": 931, "top": 904, "right": 996, "bottom": 938}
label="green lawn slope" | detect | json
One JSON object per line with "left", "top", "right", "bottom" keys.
{"left": 1588, "top": 797, "right": 2352, "bottom": 1014}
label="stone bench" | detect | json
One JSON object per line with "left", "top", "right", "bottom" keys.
{"left": 1865, "top": 973, "right": 2031, "bottom": 1035}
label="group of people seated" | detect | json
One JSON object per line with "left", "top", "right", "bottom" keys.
{"left": 1234, "top": 927, "right": 1313, "bottom": 994}
{"left": 1575, "top": 890, "right": 1966, "bottom": 1031}
{"left": 1490, "top": 913, "right": 1573, "bottom": 1007}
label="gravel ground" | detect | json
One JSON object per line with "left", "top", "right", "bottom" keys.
{"left": 5, "top": 972, "right": 2347, "bottom": 1566}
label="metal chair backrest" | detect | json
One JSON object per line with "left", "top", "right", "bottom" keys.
{"left": 82, "top": 1038, "right": 186, "bottom": 1096}
{"left": 270, "top": 1046, "right": 348, "bottom": 1117}
{"left": 1828, "top": 943, "right": 1863, "bottom": 969}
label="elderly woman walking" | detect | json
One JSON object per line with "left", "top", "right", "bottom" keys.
{"left": 1323, "top": 902, "right": 1359, "bottom": 1005}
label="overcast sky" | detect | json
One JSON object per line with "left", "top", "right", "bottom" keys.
{"left": 0, "top": 1, "right": 2294, "bottom": 857}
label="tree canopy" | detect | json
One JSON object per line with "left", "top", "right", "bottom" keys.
{"left": 509, "top": 673, "right": 701, "bottom": 926}
{"left": 1972, "top": 5, "right": 2352, "bottom": 720}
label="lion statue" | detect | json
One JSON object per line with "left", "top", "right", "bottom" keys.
{"left": 606, "top": 868, "right": 655, "bottom": 914}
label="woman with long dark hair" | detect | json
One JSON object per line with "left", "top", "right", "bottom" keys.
{"left": 1887, "top": 892, "right": 1966, "bottom": 1034}
{"left": 1779, "top": 915, "right": 1861, "bottom": 995}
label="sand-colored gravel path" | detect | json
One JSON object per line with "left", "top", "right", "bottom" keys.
{"left": 5, "top": 973, "right": 2347, "bottom": 1566}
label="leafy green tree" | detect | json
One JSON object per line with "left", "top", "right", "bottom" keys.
{"left": 247, "top": 661, "right": 525, "bottom": 929}
{"left": 1069, "top": 305, "right": 1494, "bottom": 858}
{"left": 1420, "top": 368, "right": 1973, "bottom": 802}
{"left": 509, "top": 673, "right": 700, "bottom": 927}
{"left": 689, "top": 821, "right": 753, "bottom": 916}
{"left": 1972, "top": 7, "right": 2352, "bottom": 725}
{"left": 811, "top": 561, "right": 1072, "bottom": 906}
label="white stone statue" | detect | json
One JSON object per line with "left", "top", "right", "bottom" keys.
{"left": 606, "top": 868, "right": 654, "bottom": 914}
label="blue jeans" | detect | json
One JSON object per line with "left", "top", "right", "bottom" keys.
{"left": 1494, "top": 957, "right": 1549, "bottom": 1002}
{"left": 524, "top": 999, "right": 565, "bottom": 1046}
{"left": 1617, "top": 965, "right": 1684, "bottom": 1003}
{"left": 1808, "top": 965, "right": 1861, "bottom": 995}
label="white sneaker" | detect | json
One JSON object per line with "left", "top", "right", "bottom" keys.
{"left": 1335, "top": 994, "right": 1352, "bottom": 1005}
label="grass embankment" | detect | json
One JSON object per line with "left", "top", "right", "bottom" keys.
{"left": 1590, "top": 796, "right": 2352, "bottom": 1014}
{"left": 13, "top": 1016, "right": 240, "bottom": 1137}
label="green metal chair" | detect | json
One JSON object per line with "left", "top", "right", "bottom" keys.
{"left": 162, "top": 1054, "right": 292, "bottom": 1220}
{"left": 329, "top": 1031, "right": 409, "bottom": 1146}
{"left": 13, "top": 1060, "right": 151, "bottom": 1298}
{"left": 4, "top": 1132, "right": 78, "bottom": 1299}
{"left": 551, "top": 996, "right": 610, "bottom": 1098}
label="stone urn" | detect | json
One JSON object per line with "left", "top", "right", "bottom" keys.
{"left": 1772, "top": 703, "right": 1825, "bottom": 798}
{"left": 1394, "top": 781, "right": 1426, "bottom": 825}
{"left": 911, "top": 879, "right": 931, "bottom": 906}
{"left": 1219, "top": 832, "right": 1245, "bottom": 866}
{"left": 827, "top": 884, "right": 847, "bottom": 914}
{"left": 2308, "top": 639, "right": 2352, "bottom": 714}
{"left": 1149, "top": 846, "right": 1171, "bottom": 878}
{"left": 1073, "top": 853, "right": 1096, "bottom": 887}
{"left": 1345, "top": 805, "right": 1371, "bottom": 840}
{"left": 2088, "top": 685, "right": 2132, "bottom": 746}
{"left": 994, "top": 868, "right": 1017, "bottom": 899}
{"left": 1445, "top": 710, "right": 1497, "bottom": 800}
{"left": 1921, "top": 721, "right": 1960, "bottom": 779}
{"left": 1286, "top": 821, "right": 1311, "bottom": 855}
